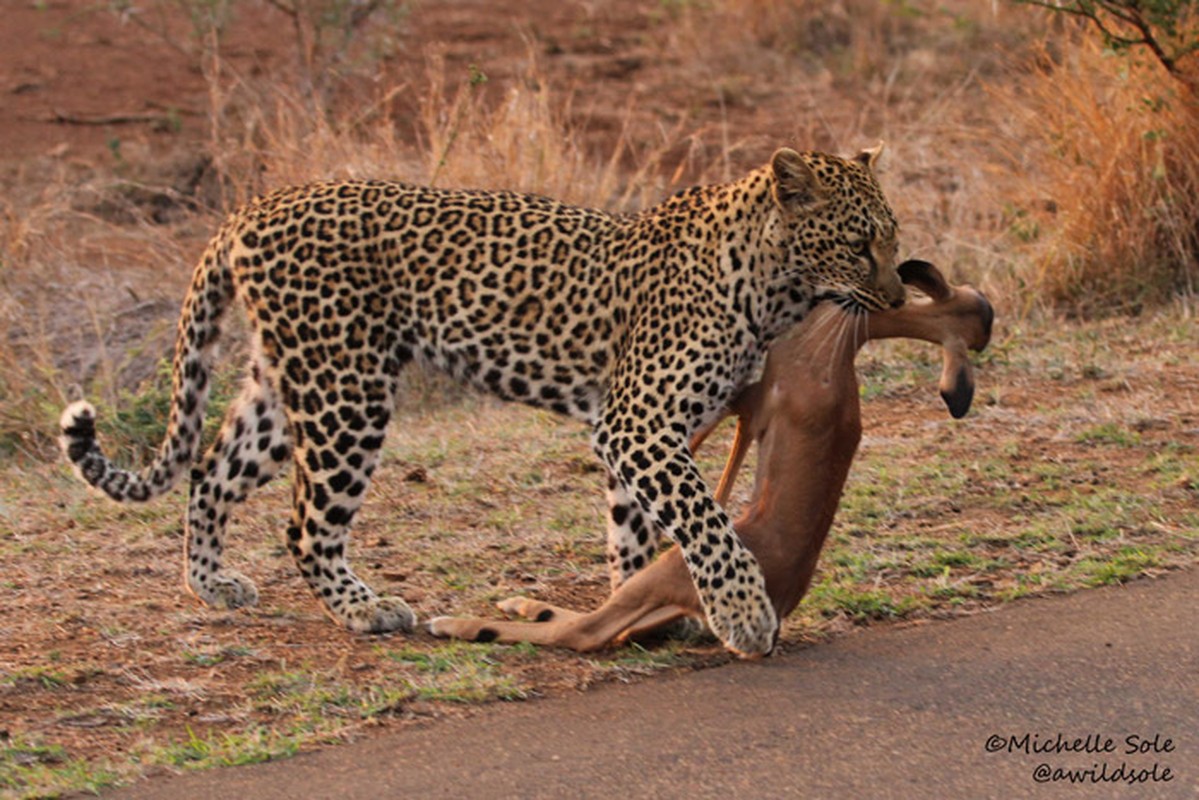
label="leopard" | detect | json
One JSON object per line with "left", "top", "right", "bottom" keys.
{"left": 59, "top": 145, "right": 904, "bottom": 657}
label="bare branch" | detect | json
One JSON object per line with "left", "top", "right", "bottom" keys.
{"left": 1014, "top": 0, "right": 1196, "bottom": 87}
{"left": 261, "top": 0, "right": 299, "bottom": 19}
{"left": 42, "top": 109, "right": 177, "bottom": 126}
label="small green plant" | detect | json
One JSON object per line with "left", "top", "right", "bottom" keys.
{"left": 1005, "top": 203, "right": 1042, "bottom": 243}
{"left": 3, "top": 666, "right": 70, "bottom": 690}
{"left": 106, "top": 136, "right": 124, "bottom": 165}
{"left": 155, "top": 725, "right": 301, "bottom": 769}
{"left": 1074, "top": 422, "right": 1142, "bottom": 447}
{"left": 806, "top": 582, "right": 926, "bottom": 622}
{"left": 97, "top": 357, "right": 240, "bottom": 464}
{"left": 383, "top": 643, "right": 529, "bottom": 703}
{"left": 181, "top": 644, "right": 255, "bottom": 667}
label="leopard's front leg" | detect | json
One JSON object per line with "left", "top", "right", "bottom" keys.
{"left": 592, "top": 411, "right": 777, "bottom": 658}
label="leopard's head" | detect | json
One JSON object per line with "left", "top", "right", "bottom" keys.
{"left": 769, "top": 146, "right": 905, "bottom": 312}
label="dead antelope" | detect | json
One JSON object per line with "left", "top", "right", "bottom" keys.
{"left": 429, "top": 261, "right": 994, "bottom": 651}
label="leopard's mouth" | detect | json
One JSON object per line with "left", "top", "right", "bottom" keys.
{"left": 816, "top": 289, "right": 892, "bottom": 314}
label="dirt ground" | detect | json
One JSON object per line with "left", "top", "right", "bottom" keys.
{"left": 0, "top": 1, "right": 1196, "bottom": 796}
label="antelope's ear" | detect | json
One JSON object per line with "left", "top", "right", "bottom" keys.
{"left": 853, "top": 142, "right": 884, "bottom": 171}
{"left": 897, "top": 259, "right": 952, "bottom": 301}
{"left": 770, "top": 148, "right": 828, "bottom": 212}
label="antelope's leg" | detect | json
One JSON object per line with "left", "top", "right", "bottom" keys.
{"left": 429, "top": 548, "right": 702, "bottom": 652}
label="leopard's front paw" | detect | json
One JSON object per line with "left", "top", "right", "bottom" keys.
{"left": 714, "top": 606, "right": 777, "bottom": 659}
{"left": 659, "top": 616, "right": 711, "bottom": 642}
{"left": 342, "top": 596, "right": 416, "bottom": 634}
{"left": 703, "top": 581, "right": 778, "bottom": 659}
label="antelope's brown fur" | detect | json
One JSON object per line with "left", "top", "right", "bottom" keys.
{"left": 429, "top": 262, "right": 993, "bottom": 651}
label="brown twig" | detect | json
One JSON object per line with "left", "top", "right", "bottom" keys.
{"left": 42, "top": 109, "right": 178, "bottom": 126}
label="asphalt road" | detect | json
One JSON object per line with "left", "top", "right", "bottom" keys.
{"left": 109, "top": 570, "right": 1197, "bottom": 799}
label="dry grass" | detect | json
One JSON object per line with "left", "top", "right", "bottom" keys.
{"left": 660, "top": 0, "right": 1045, "bottom": 303}
{"left": 203, "top": 50, "right": 680, "bottom": 212}
{"left": 414, "top": 50, "right": 652, "bottom": 205}
{"left": 995, "top": 24, "right": 1199, "bottom": 314}
{"left": 0, "top": 164, "right": 206, "bottom": 457}
{"left": 0, "top": 47, "right": 675, "bottom": 456}
{"left": 710, "top": 0, "right": 932, "bottom": 75}
{"left": 2, "top": 0, "right": 1194, "bottom": 454}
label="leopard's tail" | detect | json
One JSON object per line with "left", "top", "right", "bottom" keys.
{"left": 59, "top": 234, "right": 236, "bottom": 502}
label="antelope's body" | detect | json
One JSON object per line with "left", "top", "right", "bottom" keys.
{"left": 429, "top": 262, "right": 993, "bottom": 651}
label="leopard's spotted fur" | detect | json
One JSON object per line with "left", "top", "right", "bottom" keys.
{"left": 60, "top": 147, "right": 903, "bottom": 656}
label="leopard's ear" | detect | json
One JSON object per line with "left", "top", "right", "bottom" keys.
{"left": 770, "top": 148, "right": 828, "bottom": 212}
{"left": 853, "top": 142, "right": 884, "bottom": 171}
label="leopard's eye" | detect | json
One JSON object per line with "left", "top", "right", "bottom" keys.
{"left": 849, "top": 240, "right": 871, "bottom": 257}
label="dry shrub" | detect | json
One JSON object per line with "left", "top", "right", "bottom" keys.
{"left": 698, "top": 0, "right": 1040, "bottom": 82}
{"left": 0, "top": 198, "right": 62, "bottom": 455}
{"left": 0, "top": 166, "right": 202, "bottom": 455}
{"left": 653, "top": 0, "right": 1040, "bottom": 309}
{"left": 414, "top": 52, "right": 669, "bottom": 210}
{"left": 204, "top": 79, "right": 419, "bottom": 206}
{"left": 205, "top": 50, "right": 675, "bottom": 213}
{"left": 998, "top": 30, "right": 1199, "bottom": 314}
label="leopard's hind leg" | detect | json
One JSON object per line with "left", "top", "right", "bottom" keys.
{"left": 185, "top": 355, "right": 292, "bottom": 609}
{"left": 604, "top": 472, "right": 659, "bottom": 590}
{"left": 280, "top": 368, "right": 414, "bottom": 634}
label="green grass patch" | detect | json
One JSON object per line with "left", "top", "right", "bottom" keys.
{"left": 381, "top": 642, "right": 529, "bottom": 703}
{"left": 0, "top": 735, "right": 120, "bottom": 799}
{"left": 181, "top": 644, "right": 256, "bottom": 668}
{"left": 2, "top": 665, "right": 72, "bottom": 690}
{"left": 591, "top": 641, "right": 696, "bottom": 674}
{"left": 1074, "top": 422, "right": 1142, "bottom": 448}
{"left": 908, "top": 548, "right": 987, "bottom": 578}
{"left": 247, "top": 670, "right": 402, "bottom": 720}
{"left": 1140, "top": 444, "right": 1198, "bottom": 487}
{"left": 1007, "top": 526, "right": 1066, "bottom": 551}
{"left": 1072, "top": 547, "right": 1164, "bottom": 587}
{"left": 153, "top": 726, "right": 301, "bottom": 770}
{"left": 827, "top": 549, "right": 902, "bottom": 578}
{"left": 805, "top": 581, "right": 928, "bottom": 622}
